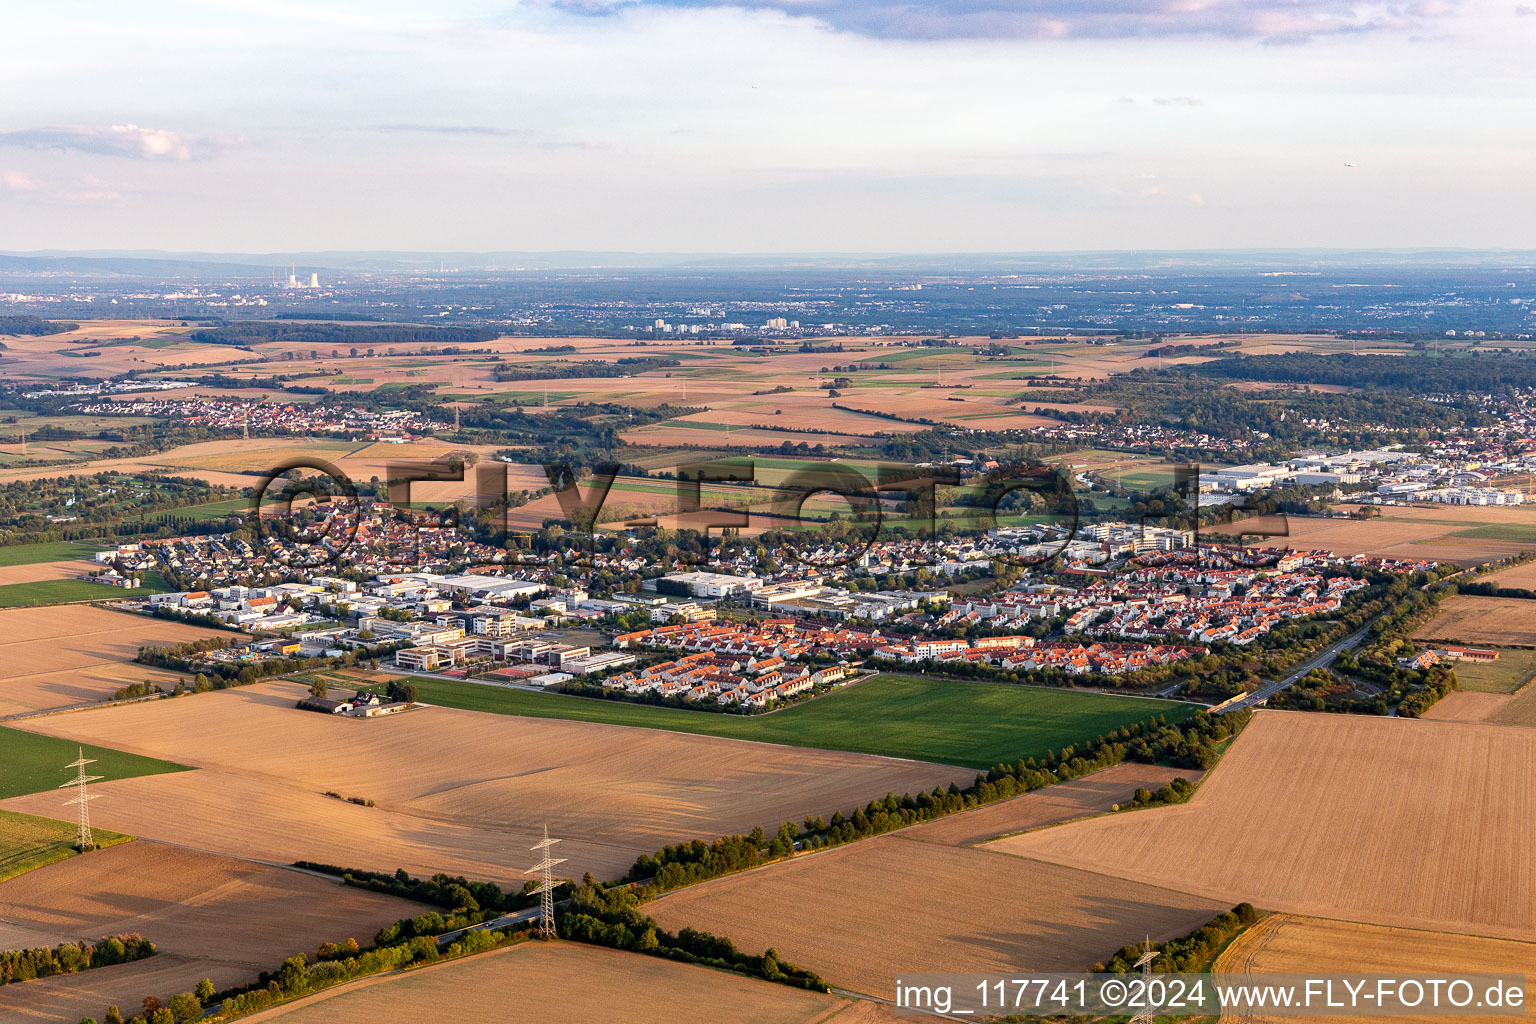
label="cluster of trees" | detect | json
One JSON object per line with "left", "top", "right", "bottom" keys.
{"left": 628, "top": 711, "right": 1249, "bottom": 893}
{"left": 80, "top": 984, "right": 212, "bottom": 1024}
{"left": 1, "top": 934, "right": 155, "bottom": 986}
{"left": 208, "top": 923, "right": 528, "bottom": 1022}
{"left": 214, "top": 939, "right": 439, "bottom": 1018}
{"left": 0, "top": 315, "right": 76, "bottom": 335}
{"left": 1122, "top": 776, "right": 1197, "bottom": 810}
{"left": 1455, "top": 580, "right": 1536, "bottom": 601}
{"left": 292, "top": 863, "right": 539, "bottom": 917}
{"left": 1050, "top": 376, "right": 1478, "bottom": 458}
{"left": 560, "top": 883, "right": 828, "bottom": 992}
{"left": 1096, "top": 904, "right": 1260, "bottom": 974}
{"left": 0, "top": 473, "right": 241, "bottom": 547}
{"left": 138, "top": 635, "right": 397, "bottom": 692}
{"left": 1189, "top": 352, "right": 1536, "bottom": 393}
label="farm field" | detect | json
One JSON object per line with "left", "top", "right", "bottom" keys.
{"left": 0, "top": 679, "right": 973, "bottom": 883}
{"left": 0, "top": 809, "right": 131, "bottom": 883}
{"left": 899, "top": 761, "right": 1203, "bottom": 847}
{"left": 240, "top": 940, "right": 858, "bottom": 1024}
{"left": 0, "top": 539, "right": 103, "bottom": 567}
{"left": 0, "top": 557, "right": 104, "bottom": 587}
{"left": 1420, "top": 690, "right": 1516, "bottom": 723}
{"left": 392, "top": 673, "right": 1200, "bottom": 770}
{"left": 1212, "top": 507, "right": 1536, "bottom": 565}
{"left": 0, "top": 724, "right": 190, "bottom": 800}
{"left": 0, "top": 604, "right": 221, "bottom": 716}
{"left": 986, "top": 711, "right": 1536, "bottom": 939}
{"left": 1489, "top": 682, "right": 1536, "bottom": 726}
{"left": 1482, "top": 559, "right": 1536, "bottom": 589}
{"left": 0, "top": 436, "right": 517, "bottom": 493}
{"left": 1414, "top": 595, "right": 1536, "bottom": 646}
{"left": 0, "top": 841, "right": 416, "bottom": 1023}
{"left": 0, "top": 572, "right": 171, "bottom": 607}
{"left": 648, "top": 832, "right": 1226, "bottom": 999}
{"left": 1214, "top": 914, "right": 1536, "bottom": 1024}
{"left": 0, "top": 320, "right": 241, "bottom": 378}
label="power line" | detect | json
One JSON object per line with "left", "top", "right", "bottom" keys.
{"left": 58, "top": 747, "right": 103, "bottom": 852}
{"left": 1127, "top": 940, "right": 1161, "bottom": 1024}
{"left": 526, "top": 824, "right": 566, "bottom": 941}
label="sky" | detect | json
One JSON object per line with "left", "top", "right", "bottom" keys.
{"left": 0, "top": 0, "right": 1533, "bottom": 253}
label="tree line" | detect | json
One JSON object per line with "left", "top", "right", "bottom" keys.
{"left": 1095, "top": 903, "right": 1260, "bottom": 974}
{"left": 560, "top": 882, "right": 827, "bottom": 992}
{"left": 1, "top": 934, "right": 155, "bottom": 986}
{"left": 627, "top": 710, "right": 1249, "bottom": 894}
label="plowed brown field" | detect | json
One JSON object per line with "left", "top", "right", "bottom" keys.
{"left": 0, "top": 605, "right": 221, "bottom": 716}
{"left": 240, "top": 941, "right": 857, "bottom": 1024}
{"left": 0, "top": 841, "right": 414, "bottom": 1023}
{"left": 1414, "top": 595, "right": 1536, "bottom": 646}
{"left": 0, "top": 680, "right": 971, "bottom": 883}
{"left": 648, "top": 833, "right": 1225, "bottom": 999}
{"left": 987, "top": 712, "right": 1536, "bottom": 939}
{"left": 1214, "top": 914, "right": 1536, "bottom": 1024}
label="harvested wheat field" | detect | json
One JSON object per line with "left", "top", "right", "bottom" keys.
{"left": 1414, "top": 595, "right": 1536, "bottom": 646}
{"left": 1482, "top": 559, "right": 1536, "bottom": 590}
{"left": 239, "top": 941, "right": 858, "bottom": 1024}
{"left": 0, "top": 558, "right": 101, "bottom": 586}
{"left": 0, "top": 680, "right": 971, "bottom": 883}
{"left": 988, "top": 711, "right": 1535, "bottom": 939}
{"left": 648, "top": 833, "right": 1225, "bottom": 999}
{"left": 0, "top": 841, "right": 414, "bottom": 1023}
{"left": 900, "top": 762, "right": 1201, "bottom": 847}
{"left": 0, "top": 605, "right": 220, "bottom": 716}
{"left": 1214, "top": 914, "right": 1536, "bottom": 1024}
{"left": 1489, "top": 683, "right": 1536, "bottom": 727}
{"left": 1421, "top": 690, "right": 1514, "bottom": 723}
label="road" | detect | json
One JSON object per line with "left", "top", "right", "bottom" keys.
{"left": 435, "top": 906, "right": 544, "bottom": 946}
{"left": 1214, "top": 624, "right": 1372, "bottom": 715}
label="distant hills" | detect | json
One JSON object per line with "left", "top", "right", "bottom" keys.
{"left": 2, "top": 248, "right": 1535, "bottom": 280}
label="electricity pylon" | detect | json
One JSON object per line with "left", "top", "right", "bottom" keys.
{"left": 59, "top": 748, "right": 103, "bottom": 851}
{"left": 526, "top": 825, "right": 566, "bottom": 940}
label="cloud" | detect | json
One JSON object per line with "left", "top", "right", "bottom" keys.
{"left": 1517, "top": 3, "right": 1536, "bottom": 14}
{"left": 1, "top": 170, "right": 38, "bottom": 191}
{"left": 0, "top": 124, "right": 222, "bottom": 160}
{"left": 373, "top": 123, "right": 532, "bottom": 137}
{"left": 577, "top": 0, "right": 1462, "bottom": 40}
{"left": 1152, "top": 96, "right": 1203, "bottom": 106}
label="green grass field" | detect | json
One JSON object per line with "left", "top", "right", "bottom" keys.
{"left": 395, "top": 673, "right": 1198, "bottom": 770}
{"left": 152, "top": 498, "right": 252, "bottom": 523}
{"left": 0, "top": 539, "right": 104, "bottom": 567}
{"left": 1448, "top": 647, "right": 1536, "bottom": 693}
{"left": 0, "top": 809, "right": 133, "bottom": 882}
{"left": 0, "top": 725, "right": 191, "bottom": 800}
{"left": 0, "top": 571, "right": 172, "bottom": 608}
